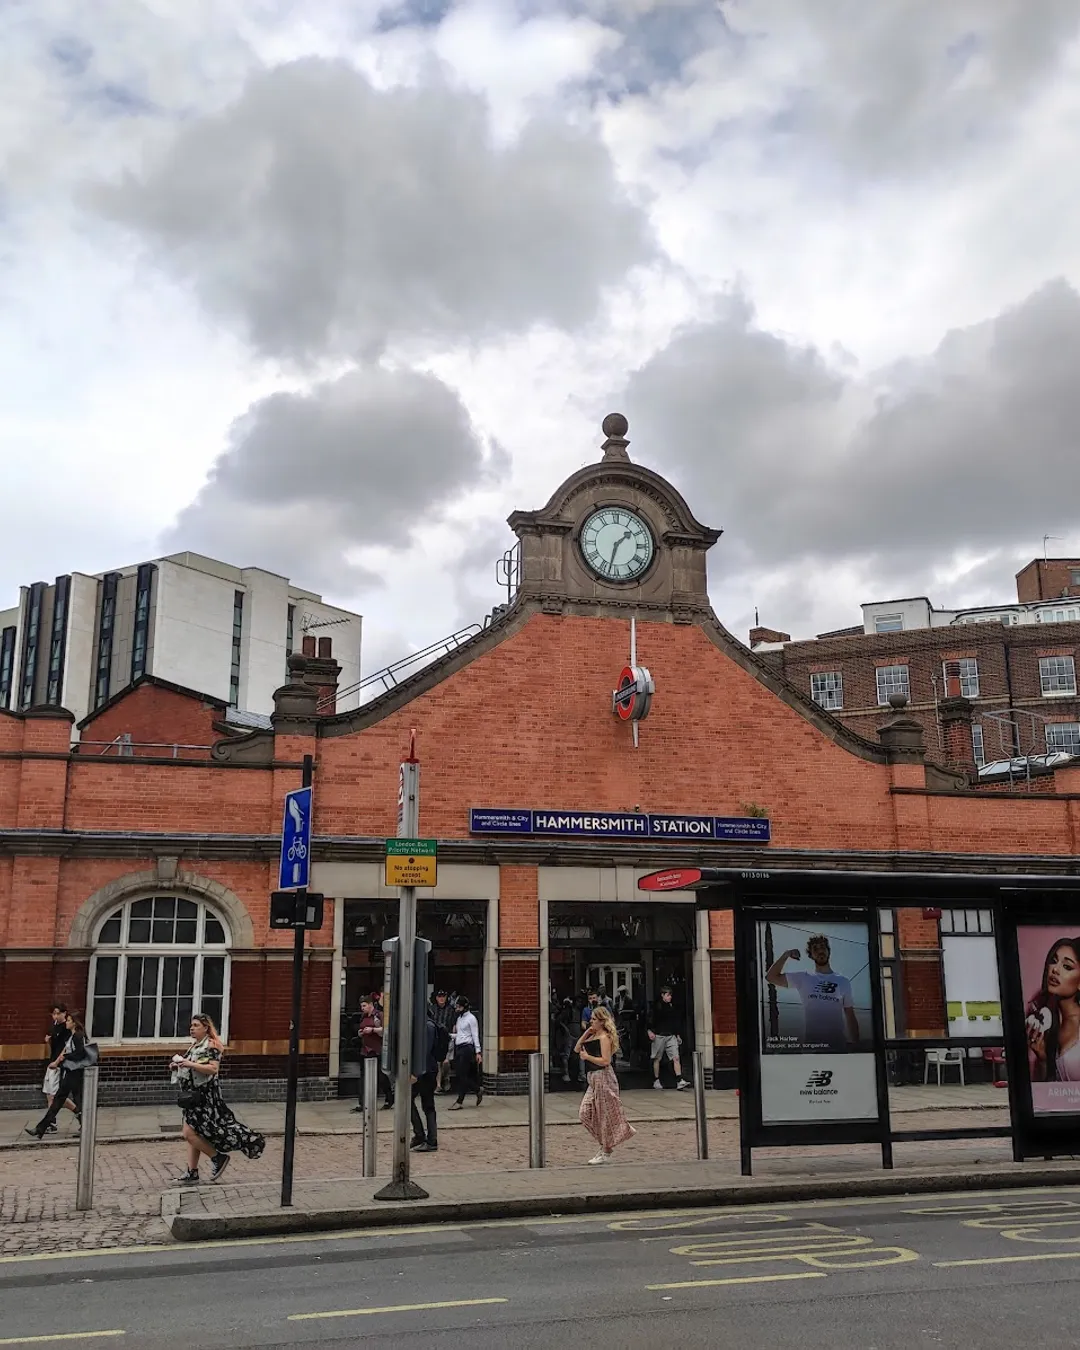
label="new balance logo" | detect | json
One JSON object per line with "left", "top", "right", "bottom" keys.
{"left": 806, "top": 1070, "right": 834, "bottom": 1088}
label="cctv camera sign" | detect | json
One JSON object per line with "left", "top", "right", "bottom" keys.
{"left": 756, "top": 916, "right": 878, "bottom": 1124}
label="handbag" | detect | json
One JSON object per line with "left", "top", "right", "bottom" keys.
{"left": 177, "top": 1080, "right": 210, "bottom": 1110}
{"left": 61, "top": 1041, "right": 100, "bottom": 1073}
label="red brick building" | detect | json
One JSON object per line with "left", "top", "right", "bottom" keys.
{"left": 751, "top": 564, "right": 1080, "bottom": 775}
{"left": 4, "top": 415, "right": 1080, "bottom": 1105}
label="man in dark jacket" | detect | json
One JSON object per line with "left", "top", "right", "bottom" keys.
{"left": 429, "top": 990, "right": 456, "bottom": 1094}
{"left": 648, "top": 987, "right": 690, "bottom": 1090}
{"left": 410, "top": 1014, "right": 439, "bottom": 1152}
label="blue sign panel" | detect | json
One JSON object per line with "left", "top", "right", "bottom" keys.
{"left": 468, "top": 808, "right": 770, "bottom": 843}
{"left": 279, "top": 785, "right": 313, "bottom": 890}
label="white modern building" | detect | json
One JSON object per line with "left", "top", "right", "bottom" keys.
{"left": 0, "top": 552, "right": 362, "bottom": 727}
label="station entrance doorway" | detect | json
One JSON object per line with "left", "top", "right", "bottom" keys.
{"left": 547, "top": 902, "right": 697, "bottom": 1090}
{"left": 338, "top": 899, "right": 487, "bottom": 1097}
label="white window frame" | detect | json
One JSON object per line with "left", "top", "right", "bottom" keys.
{"left": 874, "top": 613, "right": 904, "bottom": 633}
{"left": 971, "top": 723, "right": 985, "bottom": 767}
{"left": 810, "top": 671, "right": 843, "bottom": 710}
{"left": 1039, "top": 655, "right": 1077, "bottom": 697}
{"left": 87, "top": 896, "right": 231, "bottom": 1044}
{"left": 876, "top": 664, "right": 910, "bottom": 705}
{"left": 1046, "top": 723, "right": 1080, "bottom": 757}
{"left": 943, "top": 658, "right": 979, "bottom": 699}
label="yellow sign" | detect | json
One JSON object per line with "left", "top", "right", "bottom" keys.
{"left": 385, "top": 853, "right": 437, "bottom": 888}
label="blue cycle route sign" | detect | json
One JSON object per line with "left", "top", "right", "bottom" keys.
{"left": 279, "top": 786, "right": 313, "bottom": 890}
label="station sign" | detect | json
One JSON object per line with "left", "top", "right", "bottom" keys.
{"left": 385, "top": 837, "right": 437, "bottom": 888}
{"left": 469, "top": 808, "right": 770, "bottom": 843}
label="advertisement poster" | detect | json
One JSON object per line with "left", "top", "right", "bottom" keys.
{"left": 756, "top": 917, "right": 878, "bottom": 1124}
{"left": 1017, "top": 924, "right": 1080, "bottom": 1114}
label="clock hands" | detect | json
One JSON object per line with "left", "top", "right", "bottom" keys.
{"left": 608, "top": 530, "right": 633, "bottom": 566}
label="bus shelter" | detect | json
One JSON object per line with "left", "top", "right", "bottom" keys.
{"left": 640, "top": 867, "right": 1080, "bottom": 1175}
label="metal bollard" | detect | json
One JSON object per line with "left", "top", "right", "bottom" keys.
{"left": 362, "top": 1058, "right": 378, "bottom": 1178}
{"left": 75, "top": 1066, "right": 100, "bottom": 1212}
{"left": 528, "top": 1052, "right": 545, "bottom": 1168}
{"left": 692, "top": 1050, "right": 709, "bottom": 1161}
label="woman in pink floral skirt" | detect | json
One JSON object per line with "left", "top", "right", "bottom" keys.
{"left": 575, "top": 1006, "right": 636, "bottom": 1164}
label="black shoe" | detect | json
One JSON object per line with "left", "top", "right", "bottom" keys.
{"left": 449, "top": 1101, "right": 463, "bottom": 1111}
{"left": 383, "top": 1101, "right": 394, "bottom": 1111}
{"left": 209, "top": 1153, "right": 230, "bottom": 1182}
{"left": 409, "top": 1137, "right": 426, "bottom": 1150}
{"left": 476, "top": 1088, "right": 484, "bottom": 1106}
{"left": 45, "top": 1123, "right": 58, "bottom": 1135}
{"left": 179, "top": 1168, "right": 200, "bottom": 1185}
{"left": 416, "top": 1142, "right": 438, "bottom": 1152}
{"left": 351, "top": 1105, "right": 364, "bottom": 1113}
{"left": 24, "top": 1127, "right": 44, "bottom": 1140}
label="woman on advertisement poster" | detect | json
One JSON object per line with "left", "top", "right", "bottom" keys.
{"left": 1026, "top": 936, "right": 1080, "bottom": 1085}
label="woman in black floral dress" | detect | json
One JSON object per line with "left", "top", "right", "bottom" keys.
{"left": 172, "top": 1013, "right": 265, "bottom": 1184}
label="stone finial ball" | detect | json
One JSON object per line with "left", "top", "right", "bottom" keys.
{"left": 602, "top": 412, "right": 629, "bottom": 438}
{"left": 888, "top": 692, "right": 909, "bottom": 710}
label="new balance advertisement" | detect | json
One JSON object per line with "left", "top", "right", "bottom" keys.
{"left": 756, "top": 917, "right": 878, "bottom": 1124}
{"left": 1018, "top": 924, "right": 1080, "bottom": 1115}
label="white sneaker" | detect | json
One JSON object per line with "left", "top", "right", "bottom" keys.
{"left": 676, "top": 1079, "right": 690, "bottom": 1091}
{"left": 653, "top": 1080, "right": 663, "bottom": 1090}
{"left": 587, "top": 1150, "right": 607, "bottom": 1165}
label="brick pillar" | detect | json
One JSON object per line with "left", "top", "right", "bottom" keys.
{"left": 938, "top": 695, "right": 976, "bottom": 774}
{"left": 497, "top": 865, "right": 540, "bottom": 1092}
{"left": 707, "top": 910, "right": 737, "bottom": 1081}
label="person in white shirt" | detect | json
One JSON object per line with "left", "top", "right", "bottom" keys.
{"left": 765, "top": 934, "right": 859, "bottom": 1052}
{"left": 449, "top": 996, "right": 483, "bottom": 1109}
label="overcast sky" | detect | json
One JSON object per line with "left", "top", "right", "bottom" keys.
{"left": 5, "top": 0, "right": 1080, "bottom": 673}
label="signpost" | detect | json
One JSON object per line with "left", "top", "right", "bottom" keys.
{"left": 279, "top": 758, "right": 313, "bottom": 1209}
{"left": 375, "top": 734, "right": 430, "bottom": 1201}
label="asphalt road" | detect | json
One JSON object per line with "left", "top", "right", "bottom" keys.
{"left": 2, "top": 1187, "right": 1079, "bottom": 1348}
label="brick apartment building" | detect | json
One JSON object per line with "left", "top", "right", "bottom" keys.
{"left": 4, "top": 415, "right": 1080, "bottom": 1107}
{"left": 750, "top": 558, "right": 1080, "bottom": 775}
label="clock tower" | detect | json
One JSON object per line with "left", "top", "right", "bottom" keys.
{"left": 507, "top": 413, "right": 722, "bottom": 623}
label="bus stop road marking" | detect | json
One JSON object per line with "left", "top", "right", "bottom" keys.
{"left": 647, "top": 1273, "right": 827, "bottom": 1290}
{"left": 0, "top": 1335, "right": 125, "bottom": 1346}
{"left": 935, "top": 1252, "right": 1080, "bottom": 1268}
{"left": 289, "top": 1298, "right": 508, "bottom": 1320}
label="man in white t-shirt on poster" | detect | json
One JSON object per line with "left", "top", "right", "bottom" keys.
{"left": 766, "top": 934, "right": 859, "bottom": 1051}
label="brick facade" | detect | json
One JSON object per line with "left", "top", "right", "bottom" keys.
{"left": 760, "top": 619, "right": 1080, "bottom": 767}
{"left": 6, "top": 434, "right": 1080, "bottom": 1101}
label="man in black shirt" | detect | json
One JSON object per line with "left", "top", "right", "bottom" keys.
{"left": 42, "top": 1004, "right": 71, "bottom": 1133}
{"left": 410, "top": 1013, "right": 440, "bottom": 1152}
{"left": 648, "top": 987, "right": 690, "bottom": 1090}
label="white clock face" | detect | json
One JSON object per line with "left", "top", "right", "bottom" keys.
{"left": 580, "top": 507, "right": 654, "bottom": 581}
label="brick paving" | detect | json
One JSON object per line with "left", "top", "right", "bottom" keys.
{"left": 0, "top": 1104, "right": 1012, "bottom": 1257}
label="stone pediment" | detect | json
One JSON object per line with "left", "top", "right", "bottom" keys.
{"left": 507, "top": 414, "right": 722, "bottom": 621}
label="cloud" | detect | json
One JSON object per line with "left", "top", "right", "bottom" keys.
{"left": 164, "top": 365, "right": 493, "bottom": 592}
{"left": 623, "top": 279, "right": 1080, "bottom": 619}
{"left": 92, "top": 56, "right": 654, "bottom": 364}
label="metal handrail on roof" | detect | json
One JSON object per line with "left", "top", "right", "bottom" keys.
{"left": 321, "top": 624, "right": 484, "bottom": 711}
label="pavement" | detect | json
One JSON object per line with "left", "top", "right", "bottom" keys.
{"left": 0, "top": 1083, "right": 1056, "bottom": 1259}
{"left": 0, "top": 1080, "right": 1006, "bottom": 1147}
{"left": 4, "top": 1189, "right": 1080, "bottom": 1347}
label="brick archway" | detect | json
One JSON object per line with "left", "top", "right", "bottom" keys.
{"left": 68, "top": 864, "right": 254, "bottom": 949}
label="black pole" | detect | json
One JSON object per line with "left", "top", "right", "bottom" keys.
{"left": 280, "top": 753, "right": 313, "bottom": 1209}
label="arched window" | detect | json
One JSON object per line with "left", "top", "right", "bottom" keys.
{"left": 88, "top": 897, "right": 230, "bottom": 1042}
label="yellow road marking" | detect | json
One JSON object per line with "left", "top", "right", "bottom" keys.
{"left": 647, "top": 1272, "right": 827, "bottom": 1290}
{"left": 289, "top": 1298, "right": 508, "bottom": 1321}
{"left": 936, "top": 1252, "right": 1080, "bottom": 1268}
{"left": 0, "top": 1335, "right": 124, "bottom": 1346}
